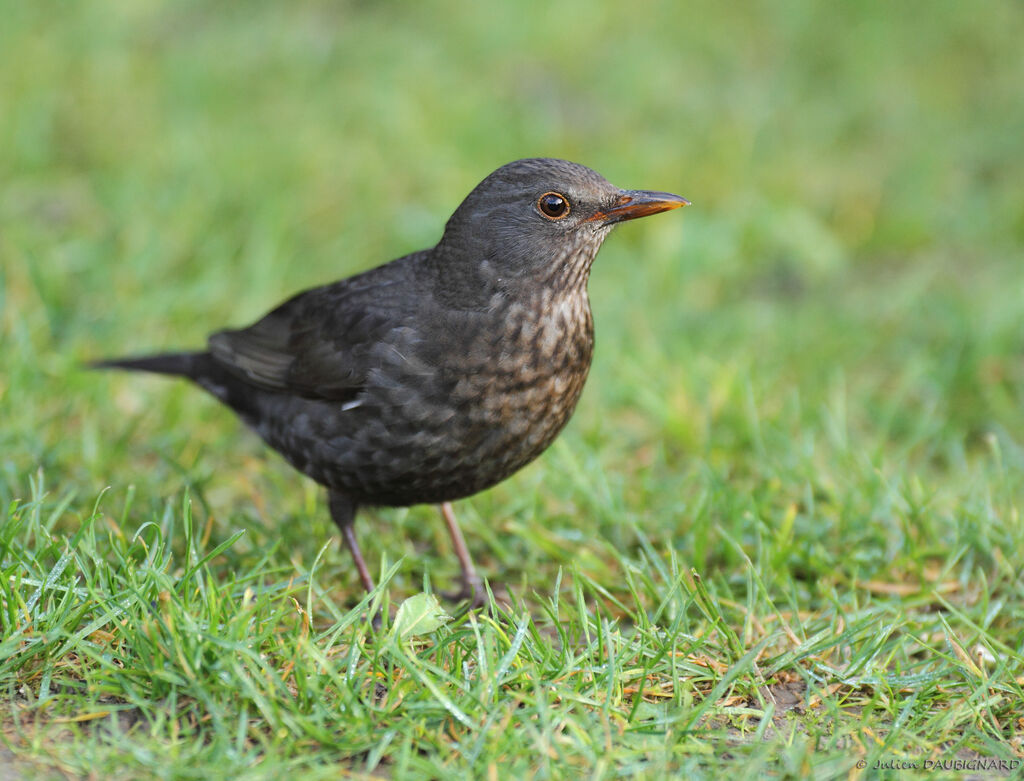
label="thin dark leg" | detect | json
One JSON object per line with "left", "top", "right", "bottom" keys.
{"left": 328, "top": 490, "right": 375, "bottom": 594}
{"left": 439, "top": 501, "right": 484, "bottom": 608}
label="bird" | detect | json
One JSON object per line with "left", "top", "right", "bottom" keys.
{"left": 92, "top": 158, "right": 688, "bottom": 607}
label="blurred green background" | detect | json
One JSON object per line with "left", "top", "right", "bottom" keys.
{"left": 2, "top": 0, "right": 1023, "bottom": 597}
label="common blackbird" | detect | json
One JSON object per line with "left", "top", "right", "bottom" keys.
{"left": 93, "top": 158, "right": 687, "bottom": 606}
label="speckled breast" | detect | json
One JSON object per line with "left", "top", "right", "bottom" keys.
{"left": 454, "top": 291, "right": 596, "bottom": 486}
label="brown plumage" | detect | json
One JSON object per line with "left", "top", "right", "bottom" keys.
{"left": 92, "top": 158, "right": 688, "bottom": 605}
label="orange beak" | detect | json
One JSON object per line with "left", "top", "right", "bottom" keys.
{"left": 587, "top": 190, "right": 690, "bottom": 225}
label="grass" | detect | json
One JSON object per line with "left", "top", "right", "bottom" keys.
{"left": 3, "top": 1, "right": 1024, "bottom": 778}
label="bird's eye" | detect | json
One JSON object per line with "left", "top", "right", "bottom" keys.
{"left": 537, "top": 192, "right": 570, "bottom": 220}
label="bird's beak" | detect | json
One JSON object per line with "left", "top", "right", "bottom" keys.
{"left": 587, "top": 190, "right": 690, "bottom": 225}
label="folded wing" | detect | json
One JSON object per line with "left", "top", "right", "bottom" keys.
{"left": 208, "top": 270, "right": 414, "bottom": 401}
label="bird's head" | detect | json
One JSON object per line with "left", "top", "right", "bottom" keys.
{"left": 436, "top": 158, "right": 688, "bottom": 292}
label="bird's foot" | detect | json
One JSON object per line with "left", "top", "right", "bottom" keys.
{"left": 441, "top": 574, "right": 486, "bottom": 610}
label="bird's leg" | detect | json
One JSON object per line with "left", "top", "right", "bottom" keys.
{"left": 328, "top": 490, "right": 375, "bottom": 594}
{"left": 439, "top": 501, "right": 485, "bottom": 608}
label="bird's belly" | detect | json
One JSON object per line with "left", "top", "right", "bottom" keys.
{"left": 456, "top": 355, "right": 592, "bottom": 480}
{"left": 270, "top": 305, "right": 595, "bottom": 506}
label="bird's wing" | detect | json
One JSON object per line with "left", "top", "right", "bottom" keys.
{"left": 207, "top": 267, "right": 415, "bottom": 401}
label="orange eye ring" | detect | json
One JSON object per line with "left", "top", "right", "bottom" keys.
{"left": 537, "top": 192, "right": 570, "bottom": 220}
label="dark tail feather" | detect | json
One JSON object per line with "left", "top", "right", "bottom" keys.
{"left": 89, "top": 351, "right": 263, "bottom": 423}
{"left": 89, "top": 354, "right": 264, "bottom": 427}
{"left": 88, "top": 352, "right": 205, "bottom": 378}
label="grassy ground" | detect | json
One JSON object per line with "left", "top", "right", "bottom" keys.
{"left": 3, "top": 1, "right": 1024, "bottom": 778}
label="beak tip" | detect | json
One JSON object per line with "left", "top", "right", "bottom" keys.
{"left": 661, "top": 193, "right": 690, "bottom": 209}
